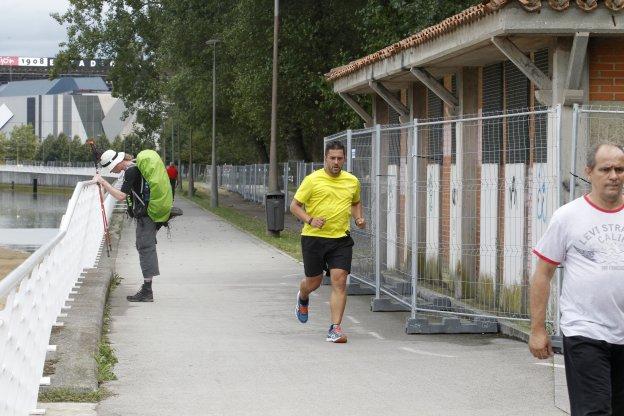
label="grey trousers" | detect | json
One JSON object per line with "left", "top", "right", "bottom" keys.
{"left": 135, "top": 216, "right": 160, "bottom": 279}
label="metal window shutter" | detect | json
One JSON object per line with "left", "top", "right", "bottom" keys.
{"left": 427, "top": 88, "right": 443, "bottom": 164}
{"left": 504, "top": 61, "right": 529, "bottom": 164}
{"left": 482, "top": 64, "right": 503, "bottom": 164}
{"left": 388, "top": 102, "right": 401, "bottom": 166}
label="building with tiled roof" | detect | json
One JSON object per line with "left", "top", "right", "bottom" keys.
{"left": 327, "top": 0, "right": 623, "bottom": 124}
{"left": 322, "top": 0, "right": 624, "bottom": 339}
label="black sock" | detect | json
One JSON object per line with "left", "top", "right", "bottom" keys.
{"left": 143, "top": 280, "right": 152, "bottom": 290}
{"left": 299, "top": 296, "right": 309, "bottom": 306}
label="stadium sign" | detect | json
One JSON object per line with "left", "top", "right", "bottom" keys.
{"left": 0, "top": 56, "right": 115, "bottom": 68}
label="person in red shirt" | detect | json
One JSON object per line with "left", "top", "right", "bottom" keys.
{"left": 166, "top": 162, "right": 179, "bottom": 199}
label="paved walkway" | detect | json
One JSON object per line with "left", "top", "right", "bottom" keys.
{"left": 97, "top": 197, "right": 565, "bottom": 416}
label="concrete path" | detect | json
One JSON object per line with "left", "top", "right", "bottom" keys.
{"left": 97, "top": 198, "right": 565, "bottom": 416}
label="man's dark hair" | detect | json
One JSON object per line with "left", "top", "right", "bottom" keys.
{"left": 325, "top": 140, "right": 346, "bottom": 156}
{"left": 587, "top": 141, "right": 624, "bottom": 169}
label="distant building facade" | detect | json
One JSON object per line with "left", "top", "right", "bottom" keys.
{"left": 0, "top": 56, "right": 113, "bottom": 85}
{"left": 0, "top": 76, "right": 136, "bottom": 142}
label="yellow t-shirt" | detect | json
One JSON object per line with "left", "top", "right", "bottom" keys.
{"left": 293, "top": 168, "right": 361, "bottom": 238}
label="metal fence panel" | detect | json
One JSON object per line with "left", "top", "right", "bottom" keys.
{"left": 411, "top": 108, "right": 560, "bottom": 324}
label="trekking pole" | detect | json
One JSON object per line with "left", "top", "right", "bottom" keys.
{"left": 86, "top": 139, "right": 112, "bottom": 257}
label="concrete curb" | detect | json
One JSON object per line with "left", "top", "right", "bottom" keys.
{"left": 498, "top": 319, "right": 530, "bottom": 342}
{"left": 40, "top": 214, "right": 123, "bottom": 395}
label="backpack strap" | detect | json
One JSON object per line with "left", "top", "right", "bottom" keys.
{"left": 132, "top": 175, "right": 146, "bottom": 207}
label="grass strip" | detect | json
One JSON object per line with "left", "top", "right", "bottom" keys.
{"left": 39, "top": 274, "right": 121, "bottom": 403}
{"left": 97, "top": 273, "right": 121, "bottom": 383}
{"left": 38, "top": 387, "right": 111, "bottom": 403}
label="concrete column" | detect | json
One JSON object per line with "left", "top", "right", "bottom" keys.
{"left": 552, "top": 38, "right": 574, "bottom": 202}
{"left": 460, "top": 68, "right": 480, "bottom": 295}
{"left": 399, "top": 89, "right": 410, "bottom": 267}
{"left": 372, "top": 92, "right": 389, "bottom": 275}
{"left": 440, "top": 75, "right": 453, "bottom": 286}
{"left": 412, "top": 84, "right": 428, "bottom": 279}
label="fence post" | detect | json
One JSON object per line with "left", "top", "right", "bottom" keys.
{"left": 346, "top": 129, "right": 352, "bottom": 172}
{"left": 569, "top": 103, "right": 580, "bottom": 202}
{"left": 374, "top": 124, "right": 382, "bottom": 300}
{"left": 263, "top": 164, "right": 268, "bottom": 204}
{"left": 283, "top": 163, "right": 289, "bottom": 212}
{"left": 555, "top": 104, "right": 563, "bottom": 338}
{"left": 253, "top": 164, "right": 257, "bottom": 202}
{"left": 410, "top": 120, "right": 419, "bottom": 320}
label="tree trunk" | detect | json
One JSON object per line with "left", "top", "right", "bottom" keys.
{"left": 253, "top": 136, "right": 269, "bottom": 163}
{"left": 188, "top": 128, "right": 194, "bottom": 197}
{"left": 285, "top": 125, "right": 307, "bottom": 161}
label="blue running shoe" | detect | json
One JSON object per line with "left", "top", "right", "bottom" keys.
{"left": 326, "top": 324, "right": 347, "bottom": 343}
{"left": 295, "top": 291, "right": 308, "bottom": 323}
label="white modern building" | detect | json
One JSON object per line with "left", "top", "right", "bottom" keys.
{"left": 0, "top": 76, "right": 136, "bottom": 141}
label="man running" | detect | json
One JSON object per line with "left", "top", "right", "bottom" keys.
{"left": 290, "top": 140, "right": 366, "bottom": 343}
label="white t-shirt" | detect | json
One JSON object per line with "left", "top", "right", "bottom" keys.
{"left": 534, "top": 195, "right": 624, "bottom": 344}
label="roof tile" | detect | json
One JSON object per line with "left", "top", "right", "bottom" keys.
{"left": 326, "top": 0, "right": 622, "bottom": 82}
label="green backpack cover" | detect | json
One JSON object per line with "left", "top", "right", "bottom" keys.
{"left": 135, "top": 149, "right": 173, "bottom": 223}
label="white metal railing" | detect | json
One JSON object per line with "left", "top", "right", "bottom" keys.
{"left": 0, "top": 164, "right": 117, "bottom": 178}
{"left": 0, "top": 180, "right": 115, "bottom": 416}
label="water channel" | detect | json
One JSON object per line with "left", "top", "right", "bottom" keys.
{"left": 0, "top": 187, "right": 72, "bottom": 251}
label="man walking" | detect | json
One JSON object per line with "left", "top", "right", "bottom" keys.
{"left": 166, "top": 161, "right": 178, "bottom": 200}
{"left": 530, "top": 142, "right": 624, "bottom": 415}
{"left": 94, "top": 149, "right": 172, "bottom": 302}
{"left": 290, "top": 140, "right": 365, "bottom": 343}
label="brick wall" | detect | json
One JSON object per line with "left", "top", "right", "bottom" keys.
{"left": 589, "top": 38, "right": 624, "bottom": 101}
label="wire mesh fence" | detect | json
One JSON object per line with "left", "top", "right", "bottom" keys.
{"left": 185, "top": 161, "right": 323, "bottom": 209}
{"left": 414, "top": 108, "right": 560, "bottom": 326}
{"left": 570, "top": 104, "right": 624, "bottom": 201}
{"left": 325, "top": 107, "right": 563, "bottom": 332}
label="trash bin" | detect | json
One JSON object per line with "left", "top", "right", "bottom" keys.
{"left": 265, "top": 191, "right": 285, "bottom": 232}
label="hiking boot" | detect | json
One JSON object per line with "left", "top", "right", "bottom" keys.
{"left": 295, "top": 291, "right": 308, "bottom": 323}
{"left": 127, "top": 285, "right": 153, "bottom": 302}
{"left": 326, "top": 324, "right": 347, "bottom": 343}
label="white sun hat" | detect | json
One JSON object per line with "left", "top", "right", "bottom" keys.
{"left": 100, "top": 149, "right": 125, "bottom": 174}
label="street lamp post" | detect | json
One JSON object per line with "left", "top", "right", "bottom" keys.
{"left": 206, "top": 39, "right": 220, "bottom": 208}
{"left": 268, "top": 0, "right": 279, "bottom": 195}
{"left": 266, "top": 0, "right": 284, "bottom": 236}
{"left": 171, "top": 117, "right": 174, "bottom": 166}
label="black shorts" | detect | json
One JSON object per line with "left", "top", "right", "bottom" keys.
{"left": 301, "top": 235, "right": 354, "bottom": 277}
{"left": 563, "top": 335, "right": 624, "bottom": 416}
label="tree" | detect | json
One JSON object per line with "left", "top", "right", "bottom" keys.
{"left": 53, "top": 0, "right": 481, "bottom": 164}
{"left": 70, "top": 136, "right": 90, "bottom": 163}
{"left": 0, "top": 132, "right": 8, "bottom": 161}
{"left": 8, "top": 125, "right": 39, "bottom": 163}
{"left": 111, "top": 136, "right": 124, "bottom": 153}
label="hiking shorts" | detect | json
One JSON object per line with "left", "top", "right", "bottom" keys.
{"left": 135, "top": 216, "right": 160, "bottom": 278}
{"left": 301, "top": 234, "right": 354, "bottom": 277}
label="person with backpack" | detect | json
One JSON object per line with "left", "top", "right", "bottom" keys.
{"left": 94, "top": 149, "right": 173, "bottom": 302}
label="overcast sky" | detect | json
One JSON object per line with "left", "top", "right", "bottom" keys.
{"left": 0, "top": 0, "right": 71, "bottom": 57}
